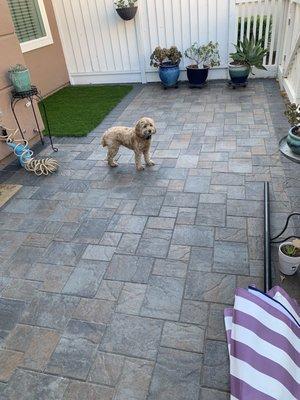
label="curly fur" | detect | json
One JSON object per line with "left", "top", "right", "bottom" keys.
{"left": 101, "top": 117, "right": 156, "bottom": 171}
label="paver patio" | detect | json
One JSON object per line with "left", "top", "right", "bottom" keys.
{"left": 0, "top": 80, "right": 299, "bottom": 399}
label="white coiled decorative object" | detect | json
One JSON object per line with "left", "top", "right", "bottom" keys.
{"left": 0, "top": 120, "right": 59, "bottom": 176}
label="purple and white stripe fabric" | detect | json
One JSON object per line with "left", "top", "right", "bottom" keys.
{"left": 224, "top": 286, "right": 300, "bottom": 400}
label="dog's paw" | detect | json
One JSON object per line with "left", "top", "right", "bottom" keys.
{"left": 109, "top": 162, "right": 118, "bottom": 168}
{"left": 146, "top": 160, "right": 155, "bottom": 167}
{"left": 136, "top": 165, "right": 145, "bottom": 171}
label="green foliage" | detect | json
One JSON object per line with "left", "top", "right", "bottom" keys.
{"left": 284, "top": 103, "right": 300, "bottom": 128}
{"left": 150, "top": 46, "right": 182, "bottom": 68}
{"left": 282, "top": 245, "right": 297, "bottom": 257}
{"left": 184, "top": 41, "right": 220, "bottom": 68}
{"left": 39, "top": 85, "right": 132, "bottom": 137}
{"left": 114, "top": 0, "right": 137, "bottom": 9}
{"left": 9, "top": 64, "right": 27, "bottom": 72}
{"left": 230, "top": 38, "right": 268, "bottom": 73}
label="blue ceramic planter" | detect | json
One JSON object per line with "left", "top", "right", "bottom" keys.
{"left": 159, "top": 63, "right": 180, "bottom": 87}
{"left": 287, "top": 126, "right": 300, "bottom": 155}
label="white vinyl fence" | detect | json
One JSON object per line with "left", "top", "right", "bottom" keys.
{"left": 52, "top": 0, "right": 296, "bottom": 86}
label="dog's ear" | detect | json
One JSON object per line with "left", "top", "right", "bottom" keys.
{"left": 134, "top": 119, "right": 143, "bottom": 137}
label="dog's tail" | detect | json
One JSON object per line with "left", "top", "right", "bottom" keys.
{"left": 101, "top": 135, "right": 107, "bottom": 147}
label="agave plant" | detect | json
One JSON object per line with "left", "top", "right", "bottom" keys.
{"left": 230, "top": 38, "right": 268, "bottom": 74}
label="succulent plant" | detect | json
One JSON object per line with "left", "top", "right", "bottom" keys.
{"left": 284, "top": 103, "right": 300, "bottom": 134}
{"left": 150, "top": 46, "right": 182, "bottom": 68}
{"left": 230, "top": 38, "right": 268, "bottom": 74}
{"left": 9, "top": 64, "right": 28, "bottom": 72}
{"left": 185, "top": 42, "right": 220, "bottom": 68}
{"left": 282, "top": 243, "right": 300, "bottom": 257}
{"left": 114, "top": 0, "right": 137, "bottom": 8}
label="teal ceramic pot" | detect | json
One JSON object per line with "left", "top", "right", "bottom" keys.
{"left": 10, "top": 69, "right": 31, "bottom": 93}
{"left": 287, "top": 126, "right": 300, "bottom": 155}
{"left": 159, "top": 62, "right": 180, "bottom": 87}
{"left": 228, "top": 63, "right": 250, "bottom": 84}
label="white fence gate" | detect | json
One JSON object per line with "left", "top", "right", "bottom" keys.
{"left": 52, "top": 0, "right": 286, "bottom": 84}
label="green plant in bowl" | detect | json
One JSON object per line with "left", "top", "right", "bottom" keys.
{"left": 228, "top": 38, "right": 268, "bottom": 84}
{"left": 284, "top": 103, "right": 300, "bottom": 154}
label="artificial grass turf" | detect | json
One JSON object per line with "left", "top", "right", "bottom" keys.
{"left": 39, "top": 84, "right": 133, "bottom": 137}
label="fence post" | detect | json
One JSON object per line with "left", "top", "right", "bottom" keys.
{"left": 228, "top": 0, "right": 237, "bottom": 61}
{"left": 135, "top": 3, "right": 147, "bottom": 84}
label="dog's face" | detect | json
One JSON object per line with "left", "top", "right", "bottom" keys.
{"left": 135, "top": 117, "right": 156, "bottom": 140}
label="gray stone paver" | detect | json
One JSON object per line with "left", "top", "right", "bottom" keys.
{"left": 0, "top": 80, "right": 298, "bottom": 399}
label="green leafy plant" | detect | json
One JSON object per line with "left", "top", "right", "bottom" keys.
{"left": 114, "top": 0, "right": 137, "bottom": 8}
{"left": 282, "top": 244, "right": 300, "bottom": 257}
{"left": 9, "top": 64, "right": 27, "bottom": 72}
{"left": 150, "top": 46, "right": 182, "bottom": 68}
{"left": 284, "top": 103, "right": 300, "bottom": 135}
{"left": 184, "top": 41, "right": 220, "bottom": 69}
{"left": 230, "top": 38, "right": 268, "bottom": 74}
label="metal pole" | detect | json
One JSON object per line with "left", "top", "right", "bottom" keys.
{"left": 264, "top": 181, "right": 272, "bottom": 292}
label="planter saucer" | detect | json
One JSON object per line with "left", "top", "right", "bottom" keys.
{"left": 227, "top": 80, "right": 248, "bottom": 89}
{"left": 279, "top": 136, "right": 300, "bottom": 164}
{"left": 189, "top": 82, "right": 207, "bottom": 89}
{"left": 161, "top": 82, "right": 179, "bottom": 90}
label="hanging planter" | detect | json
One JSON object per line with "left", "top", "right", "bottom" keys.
{"left": 115, "top": 0, "right": 138, "bottom": 21}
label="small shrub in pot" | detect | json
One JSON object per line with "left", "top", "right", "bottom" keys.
{"left": 284, "top": 103, "right": 300, "bottom": 155}
{"left": 278, "top": 240, "right": 300, "bottom": 275}
{"left": 150, "top": 46, "right": 182, "bottom": 88}
{"left": 115, "top": 0, "right": 137, "bottom": 20}
{"left": 229, "top": 38, "right": 268, "bottom": 84}
{"left": 184, "top": 41, "right": 220, "bottom": 87}
{"left": 9, "top": 64, "right": 31, "bottom": 93}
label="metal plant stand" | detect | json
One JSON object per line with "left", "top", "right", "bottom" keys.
{"left": 11, "top": 85, "right": 58, "bottom": 152}
{"left": 227, "top": 80, "right": 248, "bottom": 89}
{"left": 189, "top": 82, "right": 207, "bottom": 89}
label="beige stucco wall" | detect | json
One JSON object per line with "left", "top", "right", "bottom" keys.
{"left": 23, "top": 0, "right": 69, "bottom": 96}
{"left": 0, "top": 0, "right": 69, "bottom": 164}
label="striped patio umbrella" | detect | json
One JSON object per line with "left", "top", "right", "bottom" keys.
{"left": 224, "top": 286, "right": 300, "bottom": 400}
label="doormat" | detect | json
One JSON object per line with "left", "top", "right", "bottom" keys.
{"left": 0, "top": 184, "right": 22, "bottom": 208}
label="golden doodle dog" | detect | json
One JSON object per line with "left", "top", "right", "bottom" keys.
{"left": 101, "top": 117, "right": 156, "bottom": 171}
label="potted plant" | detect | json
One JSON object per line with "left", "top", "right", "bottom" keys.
{"left": 278, "top": 240, "right": 300, "bottom": 275}
{"left": 284, "top": 103, "right": 300, "bottom": 155}
{"left": 150, "top": 46, "right": 182, "bottom": 88}
{"left": 114, "top": 0, "right": 137, "bottom": 21}
{"left": 184, "top": 41, "right": 220, "bottom": 87}
{"left": 228, "top": 38, "right": 268, "bottom": 85}
{"left": 9, "top": 64, "right": 31, "bottom": 93}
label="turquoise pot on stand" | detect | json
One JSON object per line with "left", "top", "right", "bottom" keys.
{"left": 10, "top": 69, "right": 31, "bottom": 93}
{"left": 287, "top": 127, "right": 300, "bottom": 155}
{"left": 159, "top": 63, "right": 180, "bottom": 88}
